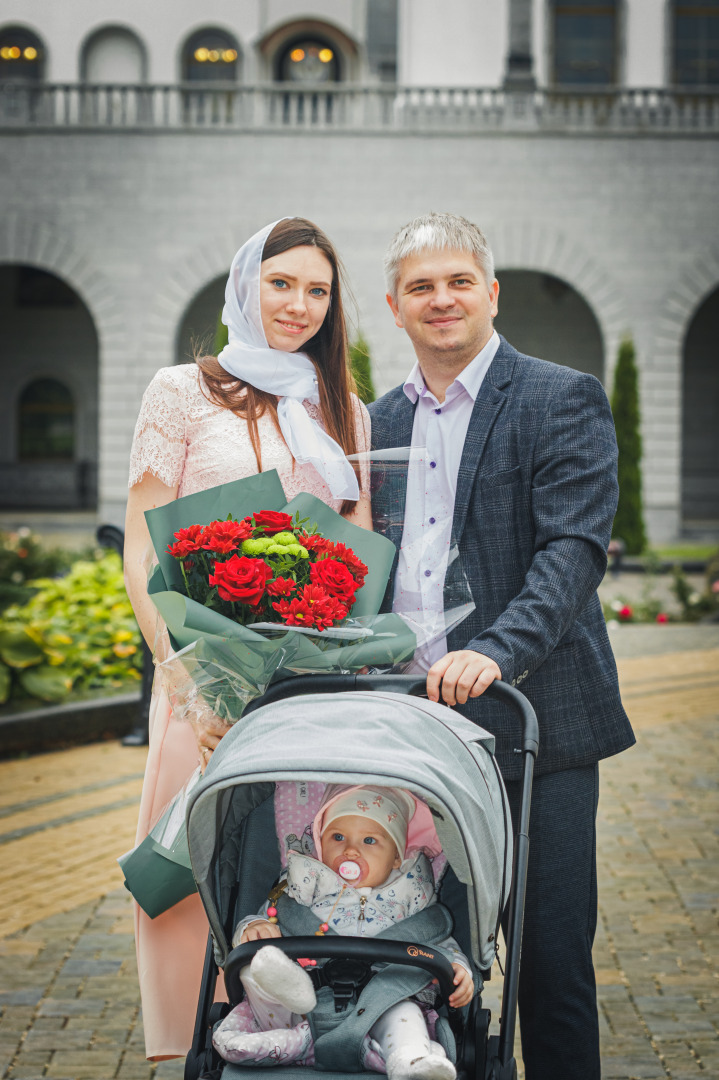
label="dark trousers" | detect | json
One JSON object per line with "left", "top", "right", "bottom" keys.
{"left": 502, "top": 764, "right": 600, "bottom": 1080}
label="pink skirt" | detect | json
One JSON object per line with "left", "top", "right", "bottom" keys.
{"left": 133, "top": 684, "right": 226, "bottom": 1060}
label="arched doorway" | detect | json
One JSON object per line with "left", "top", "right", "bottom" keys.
{"left": 494, "top": 270, "right": 605, "bottom": 382}
{"left": 176, "top": 274, "right": 227, "bottom": 365}
{"left": 682, "top": 285, "right": 719, "bottom": 531}
{"left": 81, "top": 25, "right": 147, "bottom": 83}
{"left": 0, "top": 265, "right": 99, "bottom": 509}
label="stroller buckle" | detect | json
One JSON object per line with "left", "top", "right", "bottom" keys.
{"left": 308, "top": 957, "right": 374, "bottom": 1012}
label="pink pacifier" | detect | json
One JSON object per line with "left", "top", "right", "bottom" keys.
{"left": 338, "top": 860, "right": 361, "bottom": 882}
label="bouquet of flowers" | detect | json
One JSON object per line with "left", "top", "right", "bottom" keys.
{"left": 167, "top": 509, "right": 368, "bottom": 633}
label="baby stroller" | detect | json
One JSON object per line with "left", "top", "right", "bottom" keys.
{"left": 183, "top": 673, "right": 539, "bottom": 1080}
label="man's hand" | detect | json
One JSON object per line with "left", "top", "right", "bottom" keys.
{"left": 448, "top": 964, "right": 474, "bottom": 1008}
{"left": 427, "top": 651, "right": 501, "bottom": 706}
{"left": 239, "top": 920, "right": 283, "bottom": 944}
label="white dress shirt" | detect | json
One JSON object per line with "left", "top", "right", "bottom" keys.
{"left": 393, "top": 330, "right": 500, "bottom": 670}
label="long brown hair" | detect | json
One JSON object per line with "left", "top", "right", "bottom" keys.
{"left": 197, "top": 218, "right": 361, "bottom": 514}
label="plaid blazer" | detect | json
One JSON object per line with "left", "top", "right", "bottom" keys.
{"left": 368, "top": 336, "right": 634, "bottom": 779}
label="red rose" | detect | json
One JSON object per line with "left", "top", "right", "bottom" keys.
{"left": 209, "top": 555, "right": 272, "bottom": 606}
{"left": 253, "top": 511, "right": 294, "bottom": 535}
{"left": 266, "top": 576, "right": 297, "bottom": 597}
{"left": 329, "top": 542, "right": 369, "bottom": 584}
{"left": 200, "top": 519, "right": 253, "bottom": 554}
{"left": 167, "top": 524, "right": 204, "bottom": 558}
{"left": 309, "top": 559, "right": 357, "bottom": 606}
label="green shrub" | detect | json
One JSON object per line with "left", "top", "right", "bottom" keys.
{"left": 349, "top": 332, "right": 377, "bottom": 405}
{"left": 610, "top": 338, "right": 647, "bottom": 555}
{"left": 214, "top": 309, "right": 229, "bottom": 356}
{"left": 0, "top": 551, "right": 142, "bottom": 706}
{"left": 0, "top": 529, "right": 82, "bottom": 612}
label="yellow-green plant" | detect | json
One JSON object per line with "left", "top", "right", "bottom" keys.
{"left": 0, "top": 552, "right": 142, "bottom": 705}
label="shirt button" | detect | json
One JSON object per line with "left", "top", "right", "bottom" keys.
{"left": 429, "top": 517, "right": 436, "bottom": 524}
{"left": 434, "top": 408, "right": 441, "bottom": 415}
{"left": 424, "top": 570, "right": 431, "bottom": 577}
{"left": 430, "top": 461, "right": 437, "bottom": 469}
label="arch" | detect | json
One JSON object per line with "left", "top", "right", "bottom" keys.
{"left": 0, "top": 24, "right": 45, "bottom": 80}
{"left": 0, "top": 265, "right": 98, "bottom": 509}
{"left": 175, "top": 273, "right": 227, "bottom": 365}
{"left": 490, "top": 219, "right": 629, "bottom": 382}
{"left": 671, "top": 0, "right": 719, "bottom": 85}
{"left": 257, "top": 18, "right": 359, "bottom": 82}
{"left": 181, "top": 26, "right": 241, "bottom": 83}
{"left": 549, "top": 0, "right": 619, "bottom": 85}
{"left": 681, "top": 285, "right": 719, "bottom": 528}
{"left": 80, "top": 24, "right": 148, "bottom": 83}
{"left": 494, "top": 271, "right": 604, "bottom": 381}
{"left": 145, "top": 237, "right": 240, "bottom": 376}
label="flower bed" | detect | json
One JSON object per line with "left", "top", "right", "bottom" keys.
{"left": 0, "top": 551, "right": 142, "bottom": 705}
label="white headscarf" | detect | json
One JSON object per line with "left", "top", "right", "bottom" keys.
{"left": 217, "top": 219, "right": 360, "bottom": 501}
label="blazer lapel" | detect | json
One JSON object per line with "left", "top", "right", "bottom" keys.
{"left": 451, "top": 338, "right": 517, "bottom": 545}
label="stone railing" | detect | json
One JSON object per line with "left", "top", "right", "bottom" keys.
{"left": 1, "top": 82, "right": 718, "bottom": 134}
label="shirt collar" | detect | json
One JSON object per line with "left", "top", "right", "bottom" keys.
{"left": 402, "top": 329, "right": 500, "bottom": 405}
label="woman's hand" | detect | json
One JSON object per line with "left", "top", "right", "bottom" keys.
{"left": 191, "top": 711, "right": 231, "bottom": 770}
{"left": 240, "top": 920, "right": 283, "bottom": 944}
{"left": 448, "top": 964, "right": 474, "bottom": 1008}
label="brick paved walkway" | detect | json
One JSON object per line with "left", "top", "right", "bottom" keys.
{"left": 1, "top": 642, "right": 717, "bottom": 1079}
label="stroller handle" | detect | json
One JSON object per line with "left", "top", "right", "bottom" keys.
{"left": 245, "top": 673, "right": 539, "bottom": 757}
{"left": 224, "top": 935, "right": 458, "bottom": 1006}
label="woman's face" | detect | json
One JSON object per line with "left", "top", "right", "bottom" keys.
{"left": 260, "top": 245, "right": 333, "bottom": 352}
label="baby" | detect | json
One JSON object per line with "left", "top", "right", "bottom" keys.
{"left": 213, "top": 785, "right": 473, "bottom": 1080}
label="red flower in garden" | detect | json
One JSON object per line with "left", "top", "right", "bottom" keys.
{"left": 167, "top": 524, "right": 204, "bottom": 557}
{"left": 200, "top": 519, "right": 253, "bottom": 553}
{"left": 252, "top": 511, "right": 294, "bottom": 534}
{"left": 618, "top": 605, "right": 633, "bottom": 622}
{"left": 310, "top": 559, "right": 357, "bottom": 605}
{"left": 656, "top": 612, "right": 669, "bottom": 624}
{"left": 209, "top": 555, "right": 272, "bottom": 606}
{"left": 266, "top": 576, "right": 297, "bottom": 597}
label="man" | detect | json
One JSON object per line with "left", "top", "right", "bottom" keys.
{"left": 368, "top": 212, "right": 635, "bottom": 1079}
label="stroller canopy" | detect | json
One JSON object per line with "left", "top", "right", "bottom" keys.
{"left": 186, "top": 691, "right": 513, "bottom": 971}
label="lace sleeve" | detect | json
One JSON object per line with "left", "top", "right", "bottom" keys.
{"left": 128, "top": 368, "right": 188, "bottom": 488}
{"left": 352, "top": 394, "right": 372, "bottom": 497}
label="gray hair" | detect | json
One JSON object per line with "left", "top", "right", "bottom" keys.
{"left": 384, "top": 211, "right": 495, "bottom": 301}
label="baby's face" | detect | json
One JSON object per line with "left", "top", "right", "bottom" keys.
{"left": 322, "top": 814, "right": 402, "bottom": 887}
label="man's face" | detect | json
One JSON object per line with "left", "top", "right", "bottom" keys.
{"left": 387, "top": 249, "right": 499, "bottom": 366}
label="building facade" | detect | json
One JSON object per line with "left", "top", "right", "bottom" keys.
{"left": 1, "top": 0, "right": 717, "bottom": 542}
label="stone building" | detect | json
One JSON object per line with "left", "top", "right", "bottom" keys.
{"left": 0, "top": 0, "right": 717, "bottom": 542}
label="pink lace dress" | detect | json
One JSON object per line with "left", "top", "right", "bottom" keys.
{"left": 128, "top": 364, "right": 370, "bottom": 1060}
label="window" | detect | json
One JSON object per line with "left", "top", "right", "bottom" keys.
{"left": 277, "top": 38, "right": 339, "bottom": 83}
{"left": 18, "top": 380, "right": 75, "bottom": 462}
{"left": 674, "top": 0, "right": 719, "bottom": 85}
{"left": 182, "top": 28, "right": 239, "bottom": 82}
{"left": 0, "top": 26, "right": 44, "bottom": 80}
{"left": 552, "top": 0, "right": 617, "bottom": 85}
{"left": 81, "top": 26, "right": 146, "bottom": 83}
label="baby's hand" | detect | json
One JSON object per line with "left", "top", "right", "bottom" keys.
{"left": 448, "top": 963, "right": 474, "bottom": 1008}
{"left": 238, "top": 920, "right": 283, "bottom": 945}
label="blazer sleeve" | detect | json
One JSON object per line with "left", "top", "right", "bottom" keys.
{"left": 465, "top": 372, "right": 618, "bottom": 684}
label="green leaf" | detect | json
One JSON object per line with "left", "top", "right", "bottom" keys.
{"left": 0, "top": 663, "right": 12, "bottom": 704}
{"left": 18, "top": 665, "right": 72, "bottom": 702}
{"left": 0, "top": 630, "right": 44, "bottom": 669}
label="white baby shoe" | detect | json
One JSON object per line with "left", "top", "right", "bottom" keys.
{"left": 250, "top": 945, "right": 317, "bottom": 1014}
{"left": 386, "top": 1043, "right": 457, "bottom": 1080}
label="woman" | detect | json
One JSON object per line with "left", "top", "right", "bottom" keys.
{"left": 125, "top": 218, "right": 372, "bottom": 1060}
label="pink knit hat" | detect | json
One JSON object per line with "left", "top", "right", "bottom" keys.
{"left": 313, "top": 784, "right": 443, "bottom": 863}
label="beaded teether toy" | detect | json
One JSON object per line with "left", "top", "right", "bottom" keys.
{"left": 338, "top": 860, "right": 361, "bottom": 881}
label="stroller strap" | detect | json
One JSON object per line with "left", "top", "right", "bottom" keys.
{"left": 275, "top": 893, "right": 455, "bottom": 1072}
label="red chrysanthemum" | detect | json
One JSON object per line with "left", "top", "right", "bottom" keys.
{"left": 266, "top": 576, "right": 297, "bottom": 598}
{"left": 200, "top": 519, "right": 253, "bottom": 553}
{"left": 167, "top": 524, "right": 204, "bottom": 558}
{"left": 271, "top": 594, "right": 316, "bottom": 627}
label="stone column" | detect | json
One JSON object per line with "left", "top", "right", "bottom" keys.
{"left": 504, "top": 0, "right": 536, "bottom": 89}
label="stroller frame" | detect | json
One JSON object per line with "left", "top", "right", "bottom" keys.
{"left": 185, "top": 673, "right": 538, "bottom": 1080}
